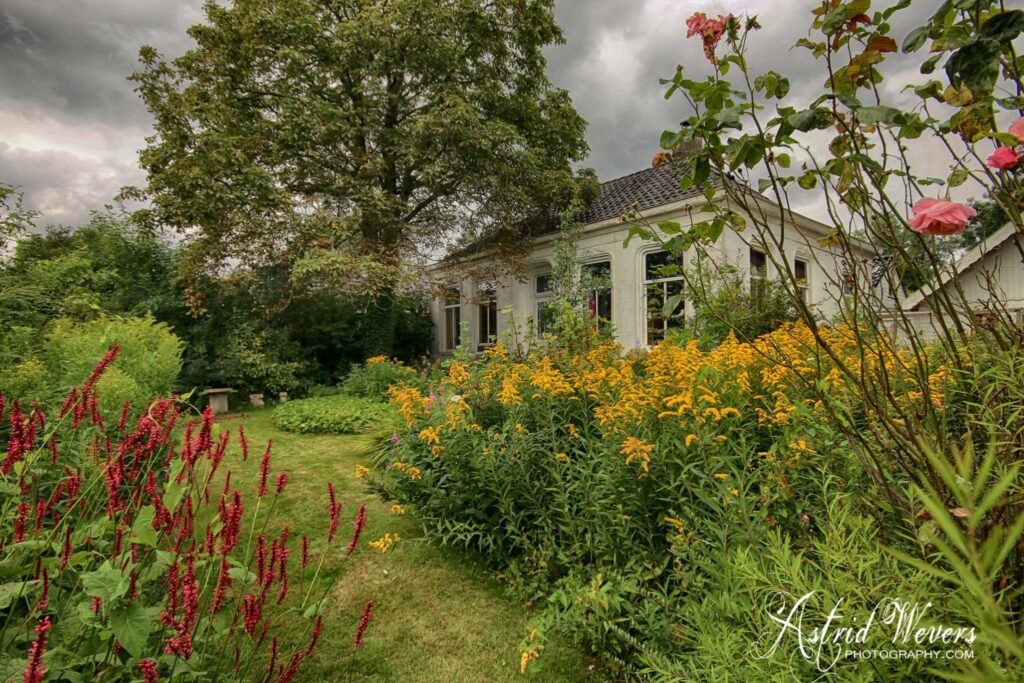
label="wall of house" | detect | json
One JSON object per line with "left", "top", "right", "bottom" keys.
{"left": 430, "top": 197, "right": 878, "bottom": 355}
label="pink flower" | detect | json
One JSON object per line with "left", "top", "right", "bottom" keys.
{"left": 987, "top": 146, "right": 1021, "bottom": 170}
{"left": 1009, "top": 117, "right": 1024, "bottom": 142}
{"left": 908, "top": 198, "right": 977, "bottom": 236}
{"left": 685, "top": 12, "right": 732, "bottom": 64}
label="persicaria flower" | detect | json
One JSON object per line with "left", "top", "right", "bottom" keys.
{"left": 138, "top": 659, "right": 158, "bottom": 683}
{"left": 276, "top": 472, "right": 288, "bottom": 495}
{"left": 238, "top": 425, "right": 249, "bottom": 461}
{"left": 22, "top": 615, "right": 52, "bottom": 683}
{"left": 306, "top": 615, "right": 323, "bottom": 657}
{"left": 908, "top": 198, "right": 977, "bottom": 236}
{"left": 83, "top": 344, "right": 120, "bottom": 394}
{"left": 257, "top": 442, "right": 272, "bottom": 497}
{"left": 354, "top": 600, "right": 374, "bottom": 646}
{"left": 986, "top": 146, "right": 1022, "bottom": 170}
{"left": 346, "top": 504, "right": 366, "bottom": 556}
{"left": 327, "top": 483, "right": 341, "bottom": 543}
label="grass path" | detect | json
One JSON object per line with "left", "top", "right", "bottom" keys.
{"left": 217, "top": 409, "right": 598, "bottom": 682}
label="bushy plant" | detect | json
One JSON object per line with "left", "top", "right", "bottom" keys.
{"left": 341, "top": 357, "right": 437, "bottom": 402}
{"left": 0, "top": 346, "right": 374, "bottom": 681}
{"left": 273, "top": 395, "right": 392, "bottom": 435}
{"left": 0, "top": 315, "right": 183, "bottom": 420}
{"left": 372, "top": 308, "right": 1024, "bottom": 679}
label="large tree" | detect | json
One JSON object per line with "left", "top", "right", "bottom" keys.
{"left": 127, "top": 0, "right": 591, "bottom": 353}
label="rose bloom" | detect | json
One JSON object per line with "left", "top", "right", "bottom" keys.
{"left": 987, "top": 146, "right": 1022, "bottom": 170}
{"left": 1009, "top": 117, "right": 1024, "bottom": 142}
{"left": 909, "top": 198, "right": 977, "bottom": 237}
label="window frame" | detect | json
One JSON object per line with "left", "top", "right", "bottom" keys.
{"left": 534, "top": 271, "right": 554, "bottom": 335}
{"left": 443, "top": 287, "right": 461, "bottom": 352}
{"left": 477, "top": 284, "right": 498, "bottom": 350}
{"left": 643, "top": 250, "right": 685, "bottom": 346}
{"left": 582, "top": 259, "right": 612, "bottom": 331}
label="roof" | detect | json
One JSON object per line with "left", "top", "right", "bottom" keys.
{"left": 572, "top": 162, "right": 702, "bottom": 226}
{"left": 901, "top": 222, "right": 1020, "bottom": 310}
{"left": 443, "top": 163, "right": 703, "bottom": 262}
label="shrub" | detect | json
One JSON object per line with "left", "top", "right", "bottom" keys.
{"left": 273, "top": 395, "right": 392, "bottom": 434}
{"left": 341, "top": 356, "right": 436, "bottom": 401}
{"left": 0, "top": 346, "right": 373, "bottom": 681}
{"left": 371, "top": 328, "right": 1020, "bottom": 679}
{"left": 0, "top": 315, "right": 182, "bottom": 418}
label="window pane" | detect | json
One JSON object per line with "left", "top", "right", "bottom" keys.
{"left": 479, "top": 299, "right": 498, "bottom": 343}
{"left": 645, "top": 282, "right": 684, "bottom": 345}
{"left": 794, "top": 258, "right": 807, "bottom": 281}
{"left": 536, "top": 301, "right": 555, "bottom": 335}
{"left": 445, "top": 287, "right": 460, "bottom": 305}
{"left": 645, "top": 251, "right": 682, "bottom": 281}
{"left": 584, "top": 261, "right": 611, "bottom": 280}
{"left": 750, "top": 249, "right": 767, "bottom": 272}
{"left": 445, "top": 307, "right": 461, "bottom": 350}
{"left": 535, "top": 274, "right": 551, "bottom": 294}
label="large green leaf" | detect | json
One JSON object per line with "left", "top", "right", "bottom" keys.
{"left": 109, "top": 601, "right": 155, "bottom": 658}
{"left": 131, "top": 505, "right": 159, "bottom": 547}
{"left": 82, "top": 561, "right": 128, "bottom": 603}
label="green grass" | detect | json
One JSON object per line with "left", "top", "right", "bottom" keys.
{"left": 214, "top": 408, "right": 600, "bottom": 682}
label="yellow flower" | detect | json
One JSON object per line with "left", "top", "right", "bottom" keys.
{"left": 555, "top": 452, "right": 569, "bottom": 462}
{"left": 390, "top": 504, "right": 405, "bottom": 516}
{"left": 713, "top": 473, "right": 729, "bottom": 480}
{"left": 407, "top": 466, "right": 422, "bottom": 480}
{"left": 520, "top": 649, "right": 540, "bottom": 674}
{"left": 354, "top": 464, "right": 370, "bottom": 479}
{"left": 685, "top": 434, "right": 698, "bottom": 447}
{"left": 729, "top": 487, "right": 739, "bottom": 497}
{"left": 621, "top": 436, "right": 654, "bottom": 475}
{"left": 418, "top": 426, "right": 441, "bottom": 445}
{"left": 391, "top": 461, "right": 405, "bottom": 471}
{"left": 368, "top": 532, "right": 400, "bottom": 554}
{"left": 366, "top": 355, "right": 388, "bottom": 365}
{"left": 446, "top": 361, "right": 471, "bottom": 387}
{"left": 515, "top": 423, "right": 527, "bottom": 434}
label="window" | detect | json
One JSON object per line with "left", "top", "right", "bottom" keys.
{"left": 749, "top": 248, "right": 768, "bottom": 297}
{"left": 794, "top": 257, "right": 808, "bottom": 302}
{"left": 477, "top": 284, "right": 498, "bottom": 351}
{"left": 443, "top": 287, "right": 461, "bottom": 351}
{"left": 644, "top": 251, "right": 685, "bottom": 345}
{"left": 583, "top": 260, "right": 612, "bottom": 330}
{"left": 535, "top": 272, "right": 553, "bottom": 335}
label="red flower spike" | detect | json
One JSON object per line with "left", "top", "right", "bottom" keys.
{"left": 22, "top": 615, "right": 52, "bottom": 683}
{"left": 354, "top": 600, "right": 374, "bottom": 646}
{"left": 138, "top": 659, "right": 158, "bottom": 683}
{"left": 345, "top": 505, "right": 366, "bottom": 556}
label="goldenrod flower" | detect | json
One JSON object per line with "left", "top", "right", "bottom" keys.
{"left": 354, "top": 464, "right": 370, "bottom": 479}
{"left": 621, "top": 436, "right": 654, "bottom": 475}
{"left": 407, "top": 466, "right": 422, "bottom": 480}
{"left": 390, "top": 504, "right": 405, "bottom": 515}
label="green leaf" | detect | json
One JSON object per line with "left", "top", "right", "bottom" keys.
{"left": 693, "top": 157, "right": 711, "bottom": 186}
{"left": 787, "top": 108, "right": 832, "bottom": 132}
{"left": 82, "top": 561, "right": 128, "bottom": 603}
{"left": 659, "top": 130, "right": 683, "bottom": 150}
{"left": 109, "top": 601, "right": 155, "bottom": 658}
{"left": 948, "top": 168, "right": 969, "bottom": 188}
{"left": 902, "top": 26, "right": 929, "bottom": 53}
{"left": 624, "top": 226, "right": 653, "bottom": 248}
{"left": 0, "top": 581, "right": 37, "bottom": 610}
{"left": 979, "top": 10, "right": 1024, "bottom": 43}
{"left": 304, "top": 598, "right": 327, "bottom": 619}
{"left": 662, "top": 293, "right": 683, "bottom": 318}
{"left": 658, "top": 220, "right": 681, "bottom": 235}
{"left": 857, "top": 106, "right": 904, "bottom": 125}
{"left": 798, "top": 172, "right": 818, "bottom": 190}
{"left": 131, "top": 506, "right": 158, "bottom": 547}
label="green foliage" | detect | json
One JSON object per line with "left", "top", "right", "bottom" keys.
{"left": 273, "top": 395, "right": 391, "bottom": 435}
{"left": 0, "top": 315, "right": 182, "bottom": 417}
{"left": 341, "top": 359, "right": 425, "bottom": 402}
{"left": 673, "top": 261, "right": 799, "bottom": 347}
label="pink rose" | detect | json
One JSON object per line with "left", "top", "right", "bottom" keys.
{"left": 987, "top": 146, "right": 1022, "bottom": 170}
{"left": 1009, "top": 117, "right": 1024, "bottom": 142}
{"left": 909, "top": 198, "right": 977, "bottom": 237}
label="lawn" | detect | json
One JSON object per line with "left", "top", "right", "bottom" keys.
{"left": 214, "top": 408, "right": 600, "bottom": 682}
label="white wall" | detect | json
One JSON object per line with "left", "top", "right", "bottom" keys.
{"left": 430, "top": 196, "right": 879, "bottom": 355}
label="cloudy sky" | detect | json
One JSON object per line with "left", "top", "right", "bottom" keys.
{"left": 0, "top": 0, "right": 941, "bottom": 229}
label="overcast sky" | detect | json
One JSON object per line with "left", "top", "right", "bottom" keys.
{"left": 0, "top": 0, "right": 943, "bottom": 229}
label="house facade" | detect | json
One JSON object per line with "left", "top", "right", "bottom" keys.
{"left": 430, "top": 164, "right": 879, "bottom": 355}
{"left": 892, "top": 222, "right": 1024, "bottom": 341}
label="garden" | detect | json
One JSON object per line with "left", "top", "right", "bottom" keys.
{"left": 2, "top": 0, "right": 1024, "bottom": 681}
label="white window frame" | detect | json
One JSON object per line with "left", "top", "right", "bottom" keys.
{"left": 643, "top": 250, "right": 685, "bottom": 346}
{"left": 534, "top": 271, "right": 554, "bottom": 335}
{"left": 477, "top": 284, "right": 498, "bottom": 350}
{"left": 582, "top": 259, "right": 612, "bottom": 331}
{"left": 793, "top": 255, "right": 810, "bottom": 303}
{"left": 443, "top": 287, "right": 461, "bottom": 351}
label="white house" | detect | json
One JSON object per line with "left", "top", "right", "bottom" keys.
{"left": 429, "top": 163, "right": 880, "bottom": 355}
{"left": 892, "top": 222, "right": 1024, "bottom": 341}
